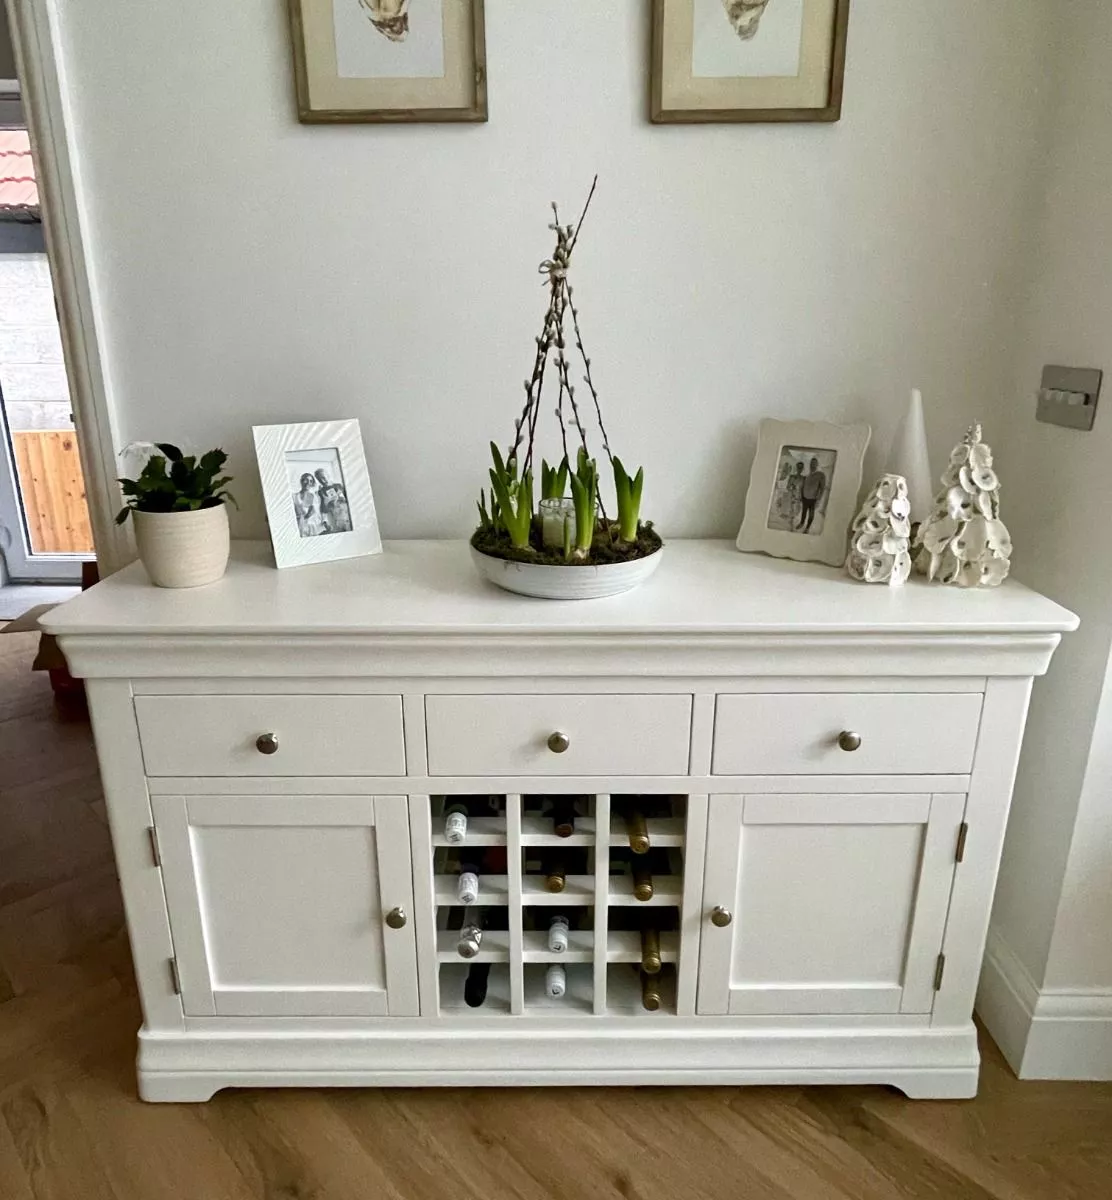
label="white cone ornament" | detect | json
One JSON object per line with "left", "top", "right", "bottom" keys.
{"left": 846, "top": 474, "right": 912, "bottom": 586}
{"left": 914, "top": 424, "right": 1012, "bottom": 588}
{"left": 886, "top": 388, "right": 934, "bottom": 527}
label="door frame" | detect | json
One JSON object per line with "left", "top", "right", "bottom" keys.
{"left": 6, "top": 0, "right": 130, "bottom": 574}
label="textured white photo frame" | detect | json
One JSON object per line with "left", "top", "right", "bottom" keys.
{"left": 253, "top": 419, "right": 382, "bottom": 569}
{"left": 737, "top": 418, "right": 871, "bottom": 567}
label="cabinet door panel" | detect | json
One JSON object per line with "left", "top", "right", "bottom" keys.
{"left": 698, "top": 793, "right": 963, "bottom": 1017}
{"left": 154, "top": 794, "right": 418, "bottom": 1017}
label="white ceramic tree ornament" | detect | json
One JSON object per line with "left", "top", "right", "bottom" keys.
{"left": 914, "top": 424, "right": 1012, "bottom": 588}
{"left": 845, "top": 474, "right": 912, "bottom": 586}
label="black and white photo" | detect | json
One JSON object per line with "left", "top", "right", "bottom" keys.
{"left": 766, "top": 444, "right": 837, "bottom": 536}
{"left": 737, "top": 419, "right": 870, "bottom": 566}
{"left": 254, "top": 419, "right": 382, "bottom": 569}
{"left": 286, "top": 447, "right": 353, "bottom": 538}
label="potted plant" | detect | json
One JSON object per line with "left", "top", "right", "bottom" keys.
{"left": 471, "top": 178, "right": 664, "bottom": 600}
{"left": 116, "top": 443, "right": 235, "bottom": 588}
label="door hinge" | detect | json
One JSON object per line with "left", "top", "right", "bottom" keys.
{"left": 955, "top": 822, "right": 969, "bottom": 864}
{"left": 147, "top": 825, "right": 162, "bottom": 868}
{"left": 168, "top": 956, "right": 181, "bottom": 995}
{"left": 933, "top": 953, "right": 946, "bottom": 991}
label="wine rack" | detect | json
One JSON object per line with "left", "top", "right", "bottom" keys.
{"left": 429, "top": 794, "right": 687, "bottom": 1017}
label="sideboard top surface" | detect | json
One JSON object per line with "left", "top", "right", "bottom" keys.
{"left": 45, "top": 540, "right": 1078, "bottom": 639}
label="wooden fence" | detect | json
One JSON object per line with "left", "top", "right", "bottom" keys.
{"left": 11, "top": 430, "right": 95, "bottom": 554}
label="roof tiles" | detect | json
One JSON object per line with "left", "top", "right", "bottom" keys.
{"left": 0, "top": 130, "right": 39, "bottom": 211}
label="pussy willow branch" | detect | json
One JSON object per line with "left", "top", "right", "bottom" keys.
{"left": 567, "top": 289, "right": 612, "bottom": 465}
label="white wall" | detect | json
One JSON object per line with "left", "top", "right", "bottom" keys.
{"left": 53, "top": 0, "right": 1055, "bottom": 540}
{"left": 990, "top": 0, "right": 1112, "bottom": 991}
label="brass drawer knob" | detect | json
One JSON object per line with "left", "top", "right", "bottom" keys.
{"left": 710, "top": 906, "right": 733, "bottom": 928}
{"left": 547, "top": 731, "right": 571, "bottom": 754}
{"left": 837, "top": 730, "right": 862, "bottom": 752}
{"left": 385, "top": 906, "right": 407, "bottom": 930}
{"left": 255, "top": 732, "right": 280, "bottom": 755}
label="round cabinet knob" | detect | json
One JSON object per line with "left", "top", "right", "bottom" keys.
{"left": 837, "top": 730, "right": 863, "bottom": 753}
{"left": 710, "top": 906, "right": 733, "bottom": 928}
{"left": 547, "top": 731, "right": 571, "bottom": 755}
{"left": 255, "top": 732, "right": 280, "bottom": 755}
{"left": 385, "top": 907, "right": 407, "bottom": 930}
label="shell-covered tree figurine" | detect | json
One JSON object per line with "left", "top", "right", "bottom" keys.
{"left": 914, "top": 424, "right": 1012, "bottom": 588}
{"left": 846, "top": 474, "right": 912, "bottom": 586}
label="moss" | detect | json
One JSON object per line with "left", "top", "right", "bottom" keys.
{"left": 471, "top": 519, "right": 663, "bottom": 566}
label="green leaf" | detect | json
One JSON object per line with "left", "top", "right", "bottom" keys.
{"left": 115, "top": 506, "right": 132, "bottom": 525}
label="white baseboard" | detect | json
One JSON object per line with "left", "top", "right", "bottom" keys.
{"left": 978, "top": 928, "right": 1112, "bottom": 1080}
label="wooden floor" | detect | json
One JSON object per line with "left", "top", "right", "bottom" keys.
{"left": 2, "top": 631, "right": 1112, "bottom": 1199}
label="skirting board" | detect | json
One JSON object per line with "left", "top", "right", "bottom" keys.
{"left": 137, "top": 1026, "right": 981, "bottom": 1103}
{"left": 977, "top": 928, "right": 1112, "bottom": 1080}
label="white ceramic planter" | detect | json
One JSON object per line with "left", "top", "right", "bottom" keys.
{"left": 133, "top": 504, "right": 230, "bottom": 588}
{"left": 470, "top": 544, "right": 664, "bottom": 600}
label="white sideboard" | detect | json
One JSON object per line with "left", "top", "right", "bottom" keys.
{"left": 44, "top": 540, "right": 1077, "bottom": 1102}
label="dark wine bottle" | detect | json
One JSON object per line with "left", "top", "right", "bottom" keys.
{"left": 457, "top": 907, "right": 483, "bottom": 959}
{"left": 464, "top": 962, "right": 491, "bottom": 1008}
{"left": 626, "top": 808, "right": 651, "bottom": 855}
{"left": 550, "top": 797, "right": 578, "bottom": 839}
{"left": 640, "top": 969, "right": 663, "bottom": 1012}
{"left": 640, "top": 927, "right": 662, "bottom": 975}
{"left": 632, "top": 863, "right": 653, "bottom": 903}
{"left": 544, "top": 854, "right": 568, "bottom": 894}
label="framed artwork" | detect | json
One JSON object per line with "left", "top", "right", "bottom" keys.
{"left": 651, "top": 0, "right": 850, "bottom": 123}
{"left": 288, "top": 0, "right": 487, "bottom": 123}
{"left": 253, "top": 419, "right": 382, "bottom": 569}
{"left": 736, "top": 419, "right": 870, "bottom": 566}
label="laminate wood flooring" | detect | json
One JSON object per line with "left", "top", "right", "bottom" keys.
{"left": 2, "top": 628, "right": 1111, "bottom": 1199}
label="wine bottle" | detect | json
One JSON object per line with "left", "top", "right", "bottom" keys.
{"left": 443, "top": 802, "right": 468, "bottom": 845}
{"left": 464, "top": 962, "right": 491, "bottom": 1008}
{"left": 457, "top": 860, "right": 481, "bottom": 905}
{"left": 550, "top": 797, "right": 578, "bottom": 839}
{"left": 626, "top": 808, "right": 650, "bottom": 855}
{"left": 544, "top": 855, "right": 568, "bottom": 894}
{"left": 548, "top": 914, "right": 570, "bottom": 954}
{"left": 545, "top": 963, "right": 567, "bottom": 999}
{"left": 457, "top": 908, "right": 483, "bottom": 959}
{"left": 640, "top": 927, "right": 662, "bottom": 975}
{"left": 632, "top": 863, "right": 653, "bottom": 903}
{"left": 640, "top": 969, "right": 663, "bottom": 1012}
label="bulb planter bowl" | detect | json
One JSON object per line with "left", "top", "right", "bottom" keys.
{"left": 132, "top": 503, "right": 231, "bottom": 589}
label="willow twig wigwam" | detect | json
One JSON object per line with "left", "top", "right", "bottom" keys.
{"left": 472, "top": 179, "right": 661, "bottom": 571}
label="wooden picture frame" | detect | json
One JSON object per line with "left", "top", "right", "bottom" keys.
{"left": 651, "top": 0, "right": 850, "bottom": 124}
{"left": 736, "top": 418, "right": 871, "bottom": 567}
{"left": 253, "top": 419, "right": 383, "bottom": 569}
{"left": 288, "top": 0, "right": 487, "bottom": 124}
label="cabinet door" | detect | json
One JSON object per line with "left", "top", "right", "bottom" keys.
{"left": 698, "top": 793, "right": 963, "bottom": 1016}
{"left": 153, "top": 794, "right": 418, "bottom": 1017}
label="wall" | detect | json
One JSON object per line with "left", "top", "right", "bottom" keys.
{"left": 51, "top": 0, "right": 1055, "bottom": 540}
{"left": 979, "top": 0, "right": 1112, "bottom": 1078}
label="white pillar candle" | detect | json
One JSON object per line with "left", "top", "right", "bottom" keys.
{"left": 539, "top": 498, "right": 576, "bottom": 550}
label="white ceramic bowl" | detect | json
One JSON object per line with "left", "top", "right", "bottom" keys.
{"left": 470, "top": 544, "right": 664, "bottom": 600}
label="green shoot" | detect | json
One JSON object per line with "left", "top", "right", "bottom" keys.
{"left": 612, "top": 456, "right": 644, "bottom": 543}
{"left": 541, "top": 457, "right": 569, "bottom": 501}
{"left": 568, "top": 449, "right": 598, "bottom": 558}
{"left": 487, "top": 442, "right": 534, "bottom": 550}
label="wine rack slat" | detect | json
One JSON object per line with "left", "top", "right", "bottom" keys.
{"left": 436, "top": 930, "right": 511, "bottom": 963}
{"left": 607, "top": 875, "right": 684, "bottom": 906}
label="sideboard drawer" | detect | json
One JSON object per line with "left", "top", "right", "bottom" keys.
{"left": 134, "top": 695, "right": 406, "bottom": 777}
{"left": 425, "top": 694, "right": 693, "bottom": 776}
{"left": 712, "top": 693, "right": 982, "bottom": 775}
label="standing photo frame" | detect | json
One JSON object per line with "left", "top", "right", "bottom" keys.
{"left": 253, "top": 419, "right": 382, "bottom": 569}
{"left": 288, "top": 0, "right": 487, "bottom": 123}
{"left": 737, "top": 418, "right": 870, "bottom": 566}
{"left": 651, "top": 0, "right": 850, "bottom": 124}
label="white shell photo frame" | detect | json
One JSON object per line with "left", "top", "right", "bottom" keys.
{"left": 253, "top": 419, "right": 382, "bottom": 569}
{"left": 736, "top": 418, "right": 871, "bottom": 567}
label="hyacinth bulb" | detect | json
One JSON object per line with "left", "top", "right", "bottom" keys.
{"left": 359, "top": 0, "right": 409, "bottom": 42}
{"left": 721, "top": 0, "right": 772, "bottom": 41}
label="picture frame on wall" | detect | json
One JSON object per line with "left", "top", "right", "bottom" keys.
{"left": 288, "top": 0, "right": 487, "bottom": 123}
{"left": 651, "top": 0, "right": 850, "bottom": 124}
{"left": 253, "top": 419, "right": 382, "bottom": 569}
{"left": 736, "top": 418, "right": 870, "bottom": 567}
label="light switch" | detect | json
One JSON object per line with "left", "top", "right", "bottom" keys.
{"left": 1037, "top": 365, "right": 1103, "bottom": 431}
